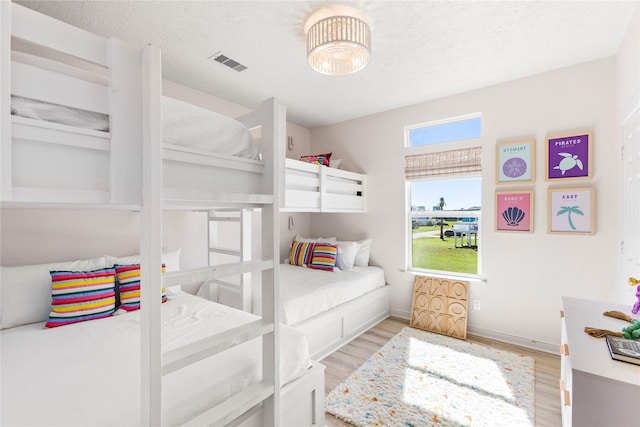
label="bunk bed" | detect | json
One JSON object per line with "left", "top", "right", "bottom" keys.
{"left": 256, "top": 261, "right": 391, "bottom": 360}
{"left": 282, "top": 157, "right": 368, "bottom": 213}
{"left": 210, "top": 234, "right": 392, "bottom": 361}
{"left": 0, "top": 3, "right": 324, "bottom": 426}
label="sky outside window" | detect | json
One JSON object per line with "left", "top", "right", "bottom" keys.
{"left": 411, "top": 178, "right": 481, "bottom": 211}
{"left": 409, "top": 116, "right": 481, "bottom": 147}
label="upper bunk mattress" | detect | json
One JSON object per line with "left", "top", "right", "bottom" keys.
{"left": 254, "top": 264, "right": 386, "bottom": 326}
{"left": 162, "top": 96, "right": 259, "bottom": 160}
{"left": 11, "top": 95, "right": 110, "bottom": 132}
{"left": 1, "top": 292, "right": 310, "bottom": 426}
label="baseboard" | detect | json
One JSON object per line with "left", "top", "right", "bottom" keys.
{"left": 390, "top": 308, "right": 557, "bottom": 354}
{"left": 391, "top": 308, "right": 411, "bottom": 319}
{"left": 467, "top": 326, "right": 558, "bottom": 354}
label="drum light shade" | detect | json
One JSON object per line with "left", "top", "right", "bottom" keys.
{"left": 306, "top": 15, "right": 371, "bottom": 76}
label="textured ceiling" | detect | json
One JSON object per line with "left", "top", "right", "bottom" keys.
{"left": 15, "top": 1, "right": 638, "bottom": 128}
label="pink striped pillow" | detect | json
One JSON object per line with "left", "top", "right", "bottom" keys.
{"left": 45, "top": 268, "right": 116, "bottom": 328}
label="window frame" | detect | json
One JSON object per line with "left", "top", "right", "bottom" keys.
{"left": 406, "top": 179, "right": 483, "bottom": 280}
{"left": 404, "top": 113, "right": 483, "bottom": 280}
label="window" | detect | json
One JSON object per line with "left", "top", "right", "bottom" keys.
{"left": 407, "top": 114, "right": 481, "bottom": 147}
{"left": 405, "top": 115, "right": 482, "bottom": 278}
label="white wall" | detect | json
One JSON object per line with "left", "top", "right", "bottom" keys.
{"left": 309, "top": 58, "right": 621, "bottom": 350}
{"left": 0, "top": 210, "right": 207, "bottom": 268}
{"left": 616, "top": 4, "right": 639, "bottom": 118}
{"left": 616, "top": 4, "right": 639, "bottom": 303}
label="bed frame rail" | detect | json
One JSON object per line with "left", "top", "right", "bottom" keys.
{"left": 282, "top": 157, "right": 368, "bottom": 212}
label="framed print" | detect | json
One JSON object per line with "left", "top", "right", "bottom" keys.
{"left": 545, "top": 131, "right": 592, "bottom": 181}
{"left": 547, "top": 187, "right": 594, "bottom": 235}
{"left": 496, "top": 191, "right": 533, "bottom": 232}
{"left": 496, "top": 139, "right": 535, "bottom": 184}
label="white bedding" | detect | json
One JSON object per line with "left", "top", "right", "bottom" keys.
{"left": 10, "top": 93, "right": 259, "bottom": 160}
{"left": 162, "top": 97, "right": 259, "bottom": 160}
{"left": 251, "top": 264, "right": 386, "bottom": 326}
{"left": 1, "top": 292, "right": 310, "bottom": 426}
{"left": 11, "top": 95, "right": 110, "bottom": 132}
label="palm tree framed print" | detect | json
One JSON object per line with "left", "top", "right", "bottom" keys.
{"left": 496, "top": 191, "right": 533, "bottom": 232}
{"left": 545, "top": 131, "right": 592, "bottom": 181}
{"left": 548, "top": 187, "right": 594, "bottom": 235}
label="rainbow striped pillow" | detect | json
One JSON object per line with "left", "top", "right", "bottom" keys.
{"left": 289, "top": 241, "right": 315, "bottom": 267}
{"left": 309, "top": 244, "right": 338, "bottom": 271}
{"left": 45, "top": 268, "right": 116, "bottom": 328}
{"left": 114, "top": 264, "right": 167, "bottom": 312}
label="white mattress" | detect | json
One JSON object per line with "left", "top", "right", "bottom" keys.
{"left": 162, "top": 97, "right": 259, "bottom": 160}
{"left": 1, "top": 292, "right": 310, "bottom": 426}
{"left": 11, "top": 95, "right": 110, "bottom": 132}
{"left": 252, "top": 264, "right": 386, "bottom": 326}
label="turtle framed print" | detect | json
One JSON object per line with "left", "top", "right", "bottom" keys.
{"left": 496, "top": 139, "right": 535, "bottom": 184}
{"left": 545, "top": 131, "right": 592, "bottom": 181}
{"left": 547, "top": 187, "right": 595, "bottom": 235}
{"left": 495, "top": 190, "right": 533, "bottom": 233}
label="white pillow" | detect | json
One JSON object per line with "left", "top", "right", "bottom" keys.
{"left": 293, "top": 234, "right": 337, "bottom": 244}
{"left": 108, "top": 248, "right": 181, "bottom": 269}
{"left": 107, "top": 248, "right": 182, "bottom": 294}
{"left": 162, "top": 248, "right": 182, "bottom": 273}
{"left": 354, "top": 239, "right": 373, "bottom": 267}
{"left": 336, "top": 241, "right": 361, "bottom": 271}
{"left": 330, "top": 159, "right": 343, "bottom": 169}
{"left": 1, "top": 256, "right": 110, "bottom": 329}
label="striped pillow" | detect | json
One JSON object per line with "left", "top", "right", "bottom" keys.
{"left": 45, "top": 268, "right": 117, "bottom": 328}
{"left": 309, "top": 244, "right": 338, "bottom": 271}
{"left": 289, "top": 241, "right": 315, "bottom": 267}
{"left": 114, "top": 264, "right": 167, "bottom": 312}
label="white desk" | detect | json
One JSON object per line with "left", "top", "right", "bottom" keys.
{"left": 560, "top": 297, "right": 640, "bottom": 427}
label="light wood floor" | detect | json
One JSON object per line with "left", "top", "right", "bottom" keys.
{"left": 320, "top": 317, "right": 562, "bottom": 427}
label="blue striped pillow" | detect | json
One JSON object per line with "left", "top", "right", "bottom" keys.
{"left": 45, "top": 268, "right": 116, "bottom": 328}
{"left": 289, "top": 241, "right": 315, "bottom": 267}
{"left": 309, "top": 244, "right": 338, "bottom": 271}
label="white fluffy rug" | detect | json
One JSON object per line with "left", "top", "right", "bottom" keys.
{"left": 325, "top": 327, "right": 535, "bottom": 426}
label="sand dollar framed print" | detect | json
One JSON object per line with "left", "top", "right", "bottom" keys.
{"left": 496, "top": 139, "right": 535, "bottom": 184}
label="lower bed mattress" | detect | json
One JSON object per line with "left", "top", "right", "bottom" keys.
{"left": 248, "top": 264, "right": 386, "bottom": 326}
{"left": 1, "top": 292, "right": 310, "bottom": 426}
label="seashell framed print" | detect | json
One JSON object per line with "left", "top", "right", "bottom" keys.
{"left": 545, "top": 131, "right": 592, "bottom": 181}
{"left": 496, "top": 191, "right": 534, "bottom": 232}
{"left": 496, "top": 139, "right": 535, "bottom": 184}
{"left": 547, "top": 187, "right": 595, "bottom": 235}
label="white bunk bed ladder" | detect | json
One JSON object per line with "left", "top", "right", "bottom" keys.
{"left": 207, "top": 208, "right": 254, "bottom": 312}
{"left": 140, "top": 43, "right": 163, "bottom": 426}
{"left": 155, "top": 98, "right": 285, "bottom": 426}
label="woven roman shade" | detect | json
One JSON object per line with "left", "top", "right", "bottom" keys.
{"left": 405, "top": 147, "right": 482, "bottom": 180}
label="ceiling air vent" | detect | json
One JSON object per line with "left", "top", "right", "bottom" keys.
{"left": 208, "top": 52, "right": 247, "bottom": 72}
